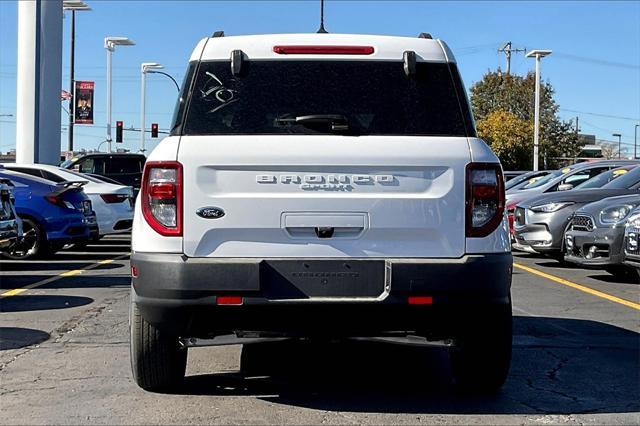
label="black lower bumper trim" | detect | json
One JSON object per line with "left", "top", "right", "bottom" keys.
{"left": 131, "top": 253, "right": 512, "bottom": 336}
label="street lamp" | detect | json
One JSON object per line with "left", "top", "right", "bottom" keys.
{"left": 612, "top": 133, "right": 622, "bottom": 159}
{"left": 105, "top": 36, "right": 135, "bottom": 153}
{"left": 140, "top": 62, "right": 163, "bottom": 153}
{"left": 526, "top": 49, "right": 552, "bottom": 171}
{"left": 634, "top": 125, "right": 639, "bottom": 160}
{"left": 63, "top": 1, "right": 90, "bottom": 153}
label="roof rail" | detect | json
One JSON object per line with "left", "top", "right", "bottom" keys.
{"left": 212, "top": 31, "right": 225, "bottom": 38}
{"left": 418, "top": 32, "right": 433, "bottom": 39}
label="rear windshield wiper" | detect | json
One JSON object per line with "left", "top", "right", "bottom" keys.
{"left": 275, "top": 114, "right": 349, "bottom": 131}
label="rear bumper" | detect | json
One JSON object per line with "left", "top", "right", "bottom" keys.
{"left": 131, "top": 252, "right": 512, "bottom": 337}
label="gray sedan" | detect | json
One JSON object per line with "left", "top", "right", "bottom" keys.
{"left": 513, "top": 166, "right": 640, "bottom": 258}
{"left": 564, "top": 194, "right": 640, "bottom": 280}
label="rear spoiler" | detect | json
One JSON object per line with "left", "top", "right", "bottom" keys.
{"left": 49, "top": 180, "right": 87, "bottom": 197}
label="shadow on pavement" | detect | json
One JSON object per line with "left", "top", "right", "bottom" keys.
{"left": 0, "top": 327, "right": 50, "bottom": 350}
{"left": 179, "top": 316, "right": 639, "bottom": 415}
{"left": 0, "top": 295, "right": 93, "bottom": 312}
{"left": 588, "top": 273, "right": 640, "bottom": 285}
{"left": 41, "top": 275, "right": 130, "bottom": 289}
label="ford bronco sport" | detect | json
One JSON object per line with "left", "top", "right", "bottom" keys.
{"left": 130, "top": 32, "right": 512, "bottom": 392}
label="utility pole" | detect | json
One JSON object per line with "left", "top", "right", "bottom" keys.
{"left": 498, "top": 42, "right": 526, "bottom": 75}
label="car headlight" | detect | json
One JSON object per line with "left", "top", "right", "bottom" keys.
{"left": 530, "top": 202, "right": 574, "bottom": 213}
{"left": 599, "top": 205, "right": 633, "bottom": 225}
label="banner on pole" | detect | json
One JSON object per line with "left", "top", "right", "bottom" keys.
{"left": 74, "top": 81, "right": 94, "bottom": 124}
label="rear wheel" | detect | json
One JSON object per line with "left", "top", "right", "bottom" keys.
{"left": 449, "top": 303, "right": 512, "bottom": 393}
{"left": 3, "top": 218, "right": 45, "bottom": 260}
{"left": 130, "top": 301, "right": 187, "bottom": 392}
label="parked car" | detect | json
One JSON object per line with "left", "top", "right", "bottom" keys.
{"left": 0, "top": 169, "right": 94, "bottom": 259}
{"left": 129, "top": 32, "right": 512, "bottom": 392}
{"left": 61, "top": 153, "right": 146, "bottom": 192}
{"left": 513, "top": 165, "right": 640, "bottom": 257}
{"left": 506, "top": 160, "right": 638, "bottom": 202}
{"left": 622, "top": 207, "right": 640, "bottom": 275}
{"left": 503, "top": 171, "right": 529, "bottom": 182}
{"left": 505, "top": 170, "right": 550, "bottom": 191}
{"left": 564, "top": 194, "right": 640, "bottom": 280}
{"left": 5, "top": 164, "right": 134, "bottom": 238}
{"left": 0, "top": 177, "right": 20, "bottom": 252}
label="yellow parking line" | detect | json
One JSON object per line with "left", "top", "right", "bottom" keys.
{"left": 0, "top": 254, "right": 129, "bottom": 298}
{"left": 60, "top": 270, "right": 82, "bottom": 277}
{"left": 513, "top": 262, "right": 640, "bottom": 311}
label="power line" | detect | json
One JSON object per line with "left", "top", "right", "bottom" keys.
{"left": 561, "top": 108, "right": 640, "bottom": 122}
{"left": 553, "top": 52, "right": 640, "bottom": 70}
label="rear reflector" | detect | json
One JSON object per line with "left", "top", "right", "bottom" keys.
{"left": 408, "top": 296, "right": 433, "bottom": 305}
{"left": 131, "top": 266, "right": 138, "bottom": 278}
{"left": 273, "top": 45, "right": 374, "bottom": 55}
{"left": 216, "top": 296, "right": 243, "bottom": 305}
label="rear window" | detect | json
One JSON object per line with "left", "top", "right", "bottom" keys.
{"left": 179, "top": 61, "right": 474, "bottom": 137}
{"left": 105, "top": 158, "right": 142, "bottom": 174}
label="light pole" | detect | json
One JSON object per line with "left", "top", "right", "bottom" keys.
{"left": 105, "top": 36, "right": 135, "bottom": 153}
{"left": 63, "top": 1, "right": 90, "bottom": 154}
{"left": 525, "top": 49, "right": 552, "bottom": 171}
{"left": 140, "top": 63, "right": 163, "bottom": 153}
{"left": 634, "top": 125, "right": 639, "bottom": 159}
{"left": 612, "top": 133, "right": 622, "bottom": 159}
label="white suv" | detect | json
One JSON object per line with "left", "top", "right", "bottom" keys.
{"left": 130, "top": 32, "right": 512, "bottom": 392}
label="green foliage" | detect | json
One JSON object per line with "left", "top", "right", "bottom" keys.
{"left": 476, "top": 110, "right": 533, "bottom": 170}
{"left": 470, "top": 70, "right": 580, "bottom": 169}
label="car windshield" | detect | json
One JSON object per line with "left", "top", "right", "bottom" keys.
{"left": 505, "top": 172, "right": 547, "bottom": 190}
{"left": 180, "top": 61, "right": 473, "bottom": 136}
{"left": 575, "top": 166, "right": 635, "bottom": 189}
{"left": 602, "top": 166, "right": 640, "bottom": 189}
{"left": 521, "top": 167, "right": 573, "bottom": 189}
{"left": 60, "top": 159, "right": 75, "bottom": 168}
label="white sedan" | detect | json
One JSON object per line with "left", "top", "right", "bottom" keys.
{"left": 4, "top": 163, "right": 133, "bottom": 238}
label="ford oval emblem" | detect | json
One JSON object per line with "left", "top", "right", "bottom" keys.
{"left": 196, "top": 207, "right": 225, "bottom": 219}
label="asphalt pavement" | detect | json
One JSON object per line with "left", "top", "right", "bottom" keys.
{"left": 1, "top": 236, "right": 638, "bottom": 425}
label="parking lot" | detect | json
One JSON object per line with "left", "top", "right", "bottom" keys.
{"left": 0, "top": 235, "right": 637, "bottom": 425}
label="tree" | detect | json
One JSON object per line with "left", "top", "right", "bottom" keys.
{"left": 470, "top": 70, "right": 581, "bottom": 169}
{"left": 476, "top": 110, "right": 533, "bottom": 171}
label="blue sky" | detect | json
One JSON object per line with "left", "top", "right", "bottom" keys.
{"left": 1, "top": 1, "right": 639, "bottom": 155}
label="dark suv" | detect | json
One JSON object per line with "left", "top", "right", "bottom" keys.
{"left": 61, "top": 153, "right": 146, "bottom": 191}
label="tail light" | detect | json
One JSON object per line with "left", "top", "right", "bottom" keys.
{"left": 45, "top": 194, "right": 75, "bottom": 210}
{"left": 273, "top": 45, "right": 374, "bottom": 55}
{"left": 141, "top": 161, "right": 182, "bottom": 236}
{"left": 465, "top": 163, "right": 505, "bottom": 238}
{"left": 100, "top": 194, "right": 128, "bottom": 204}
{"left": 506, "top": 201, "right": 518, "bottom": 236}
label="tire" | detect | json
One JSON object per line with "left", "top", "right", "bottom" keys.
{"left": 2, "top": 218, "right": 45, "bottom": 260}
{"left": 449, "top": 303, "right": 512, "bottom": 393}
{"left": 130, "top": 301, "right": 187, "bottom": 392}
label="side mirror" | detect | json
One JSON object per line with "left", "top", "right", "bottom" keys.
{"left": 558, "top": 183, "right": 574, "bottom": 191}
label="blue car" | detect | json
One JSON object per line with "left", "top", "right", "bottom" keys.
{"left": 0, "top": 169, "right": 95, "bottom": 259}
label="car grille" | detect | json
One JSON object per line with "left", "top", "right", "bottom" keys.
{"left": 625, "top": 225, "right": 639, "bottom": 256}
{"left": 514, "top": 207, "right": 526, "bottom": 226}
{"left": 571, "top": 215, "right": 594, "bottom": 232}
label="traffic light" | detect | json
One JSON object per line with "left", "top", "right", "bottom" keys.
{"left": 151, "top": 123, "right": 158, "bottom": 138}
{"left": 115, "top": 121, "right": 123, "bottom": 143}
